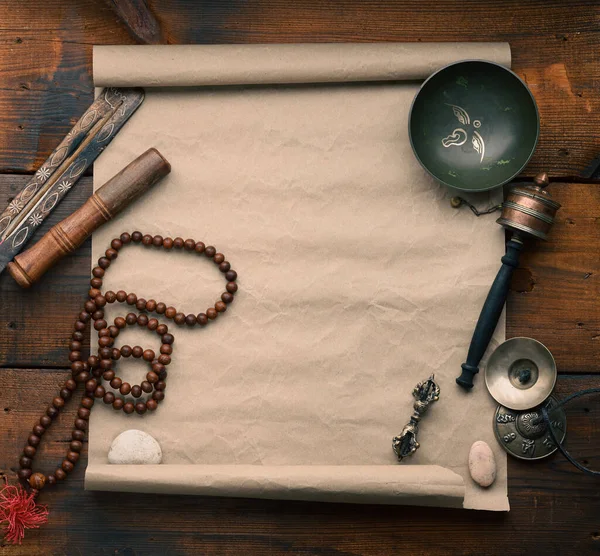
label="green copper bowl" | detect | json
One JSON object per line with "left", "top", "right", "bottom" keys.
{"left": 409, "top": 60, "right": 539, "bottom": 192}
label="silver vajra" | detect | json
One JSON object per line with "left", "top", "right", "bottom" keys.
{"left": 392, "top": 375, "right": 440, "bottom": 461}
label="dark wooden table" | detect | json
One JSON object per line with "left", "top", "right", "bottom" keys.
{"left": 1, "top": 1, "right": 599, "bottom": 554}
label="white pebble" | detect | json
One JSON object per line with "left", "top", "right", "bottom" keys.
{"left": 468, "top": 440, "right": 496, "bottom": 488}
{"left": 108, "top": 429, "right": 162, "bottom": 464}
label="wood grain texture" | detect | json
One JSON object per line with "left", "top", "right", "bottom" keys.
{"left": 1, "top": 369, "right": 598, "bottom": 555}
{"left": 0, "top": 1, "right": 599, "bottom": 176}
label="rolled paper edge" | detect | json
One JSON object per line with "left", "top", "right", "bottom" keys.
{"left": 85, "top": 463, "right": 465, "bottom": 508}
{"left": 93, "top": 43, "right": 511, "bottom": 88}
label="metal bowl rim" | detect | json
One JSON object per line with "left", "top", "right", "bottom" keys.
{"left": 408, "top": 59, "right": 540, "bottom": 193}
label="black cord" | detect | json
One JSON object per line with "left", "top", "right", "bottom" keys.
{"left": 541, "top": 388, "right": 600, "bottom": 477}
{"left": 451, "top": 197, "right": 502, "bottom": 217}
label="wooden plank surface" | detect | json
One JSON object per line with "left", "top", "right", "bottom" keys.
{"left": 1, "top": 369, "right": 598, "bottom": 555}
{"left": 0, "top": 1, "right": 599, "bottom": 177}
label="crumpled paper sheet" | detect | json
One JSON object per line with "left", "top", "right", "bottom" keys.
{"left": 87, "top": 43, "right": 510, "bottom": 511}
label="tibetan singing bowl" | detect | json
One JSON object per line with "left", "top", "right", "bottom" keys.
{"left": 409, "top": 60, "right": 539, "bottom": 192}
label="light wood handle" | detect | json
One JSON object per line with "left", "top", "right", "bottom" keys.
{"left": 8, "top": 148, "right": 170, "bottom": 288}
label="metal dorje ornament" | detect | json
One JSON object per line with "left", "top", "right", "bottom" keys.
{"left": 393, "top": 375, "right": 440, "bottom": 462}
{"left": 456, "top": 172, "right": 561, "bottom": 391}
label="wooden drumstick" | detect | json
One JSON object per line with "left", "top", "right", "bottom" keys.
{"left": 7, "top": 148, "right": 170, "bottom": 288}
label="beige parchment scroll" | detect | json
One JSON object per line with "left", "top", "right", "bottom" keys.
{"left": 87, "top": 43, "right": 511, "bottom": 511}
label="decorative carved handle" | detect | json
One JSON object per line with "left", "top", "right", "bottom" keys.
{"left": 456, "top": 235, "right": 523, "bottom": 390}
{"left": 7, "top": 148, "right": 170, "bottom": 288}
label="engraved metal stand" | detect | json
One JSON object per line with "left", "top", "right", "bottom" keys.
{"left": 392, "top": 375, "right": 440, "bottom": 462}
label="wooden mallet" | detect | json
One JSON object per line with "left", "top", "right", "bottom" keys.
{"left": 7, "top": 148, "right": 170, "bottom": 288}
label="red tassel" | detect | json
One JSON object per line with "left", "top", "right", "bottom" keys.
{"left": 0, "top": 481, "right": 48, "bottom": 545}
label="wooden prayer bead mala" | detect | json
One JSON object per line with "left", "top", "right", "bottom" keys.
{"left": 15, "top": 231, "right": 238, "bottom": 494}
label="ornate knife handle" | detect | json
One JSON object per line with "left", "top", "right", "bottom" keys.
{"left": 456, "top": 236, "right": 523, "bottom": 390}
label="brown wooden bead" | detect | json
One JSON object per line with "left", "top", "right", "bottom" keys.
{"left": 78, "top": 311, "right": 91, "bottom": 323}
{"left": 84, "top": 300, "right": 96, "bottom": 313}
{"left": 75, "top": 418, "right": 88, "bottom": 430}
{"left": 55, "top": 468, "right": 67, "bottom": 481}
{"left": 123, "top": 402, "right": 135, "bottom": 414}
{"left": 143, "top": 349, "right": 155, "bottom": 362}
{"left": 94, "top": 294, "right": 107, "bottom": 308}
{"left": 213, "top": 252, "right": 225, "bottom": 264}
{"left": 92, "top": 266, "right": 105, "bottom": 278}
{"left": 136, "top": 298, "right": 146, "bottom": 311}
{"left": 173, "top": 312, "right": 185, "bottom": 325}
{"left": 19, "top": 456, "right": 32, "bottom": 469}
{"left": 137, "top": 314, "right": 149, "bottom": 327}
{"left": 105, "top": 290, "right": 117, "bottom": 303}
{"left": 52, "top": 396, "right": 65, "bottom": 409}
{"left": 155, "top": 381, "right": 166, "bottom": 392}
{"left": 18, "top": 469, "right": 33, "bottom": 481}
{"left": 46, "top": 474, "right": 57, "bottom": 486}
{"left": 92, "top": 309, "right": 105, "bottom": 320}
{"left": 85, "top": 379, "right": 97, "bottom": 393}
{"left": 156, "top": 302, "right": 167, "bottom": 314}
{"left": 158, "top": 369, "right": 168, "bottom": 380}
{"left": 110, "top": 377, "right": 123, "bottom": 389}
{"left": 120, "top": 345, "right": 132, "bottom": 357}
{"left": 92, "top": 367, "right": 103, "bottom": 378}
{"left": 116, "top": 290, "right": 127, "bottom": 303}
{"left": 69, "top": 351, "right": 82, "bottom": 362}
{"left": 88, "top": 356, "right": 100, "bottom": 369}
{"left": 28, "top": 434, "right": 41, "bottom": 447}
{"left": 219, "top": 261, "right": 231, "bottom": 273}
{"left": 158, "top": 354, "right": 171, "bottom": 365}
{"left": 162, "top": 333, "right": 174, "bottom": 345}
{"left": 103, "top": 392, "right": 116, "bottom": 405}
{"left": 197, "top": 313, "right": 208, "bottom": 326}
{"left": 141, "top": 381, "right": 153, "bottom": 393}
{"left": 165, "top": 307, "right": 177, "bottom": 319}
{"left": 131, "top": 385, "right": 142, "bottom": 398}
{"left": 78, "top": 407, "right": 91, "bottom": 420}
{"left": 225, "top": 270, "right": 237, "bottom": 282}
{"left": 72, "top": 430, "right": 85, "bottom": 441}
{"left": 88, "top": 288, "right": 101, "bottom": 299}
{"left": 24, "top": 445, "right": 37, "bottom": 458}
{"left": 65, "top": 378, "right": 77, "bottom": 391}
{"left": 152, "top": 235, "right": 163, "bottom": 247}
{"left": 98, "top": 336, "right": 113, "bottom": 348}
{"left": 108, "top": 325, "right": 120, "bottom": 338}
{"left": 146, "top": 399, "right": 158, "bottom": 411}
{"left": 46, "top": 406, "right": 59, "bottom": 419}
{"left": 40, "top": 415, "right": 52, "bottom": 428}
{"left": 75, "top": 320, "right": 87, "bottom": 331}
{"left": 194, "top": 241, "right": 205, "bottom": 253}
{"left": 207, "top": 308, "right": 218, "bottom": 320}
{"left": 72, "top": 331, "right": 84, "bottom": 342}
{"left": 111, "top": 238, "right": 123, "bottom": 251}
{"left": 61, "top": 460, "right": 74, "bottom": 473}
{"left": 98, "top": 328, "right": 111, "bottom": 337}
{"left": 153, "top": 391, "right": 165, "bottom": 402}
{"left": 135, "top": 402, "right": 147, "bottom": 415}
{"left": 184, "top": 238, "right": 195, "bottom": 250}
{"left": 146, "top": 371, "right": 159, "bottom": 384}
{"left": 146, "top": 299, "right": 157, "bottom": 312}
{"left": 173, "top": 237, "right": 184, "bottom": 248}
{"left": 94, "top": 319, "right": 108, "bottom": 331}
{"left": 98, "top": 257, "right": 111, "bottom": 269}
{"left": 114, "top": 316, "right": 127, "bottom": 329}
{"left": 205, "top": 245, "right": 216, "bottom": 258}
{"left": 126, "top": 293, "right": 137, "bottom": 305}
{"left": 29, "top": 473, "right": 46, "bottom": 490}
{"left": 185, "top": 314, "right": 197, "bottom": 326}
{"left": 132, "top": 346, "right": 143, "bottom": 358}
{"left": 152, "top": 362, "right": 166, "bottom": 375}
{"left": 113, "top": 398, "right": 124, "bottom": 410}
{"left": 156, "top": 324, "right": 168, "bottom": 335}
{"left": 33, "top": 424, "right": 45, "bottom": 436}
{"left": 60, "top": 388, "right": 72, "bottom": 401}
{"left": 103, "top": 370, "right": 115, "bottom": 381}
{"left": 131, "top": 231, "right": 142, "bottom": 242}
{"left": 120, "top": 383, "right": 132, "bottom": 395}
{"left": 163, "top": 237, "right": 174, "bottom": 249}
{"left": 160, "top": 344, "right": 173, "bottom": 355}
{"left": 142, "top": 234, "right": 153, "bottom": 245}
{"left": 215, "top": 301, "right": 227, "bottom": 313}
{"left": 110, "top": 348, "right": 120, "bottom": 361}
{"left": 71, "top": 361, "right": 84, "bottom": 374}
{"left": 221, "top": 292, "right": 234, "bottom": 304}
{"left": 90, "top": 277, "right": 103, "bottom": 288}
{"left": 75, "top": 372, "right": 89, "bottom": 384}
{"left": 98, "top": 347, "right": 111, "bottom": 359}
{"left": 125, "top": 312, "right": 137, "bottom": 324}
{"left": 81, "top": 397, "right": 94, "bottom": 409}
{"left": 67, "top": 451, "right": 80, "bottom": 464}
{"left": 147, "top": 318, "right": 159, "bottom": 331}
{"left": 70, "top": 340, "right": 82, "bottom": 352}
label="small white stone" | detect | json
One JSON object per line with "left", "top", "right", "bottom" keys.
{"left": 108, "top": 429, "right": 162, "bottom": 464}
{"left": 468, "top": 440, "right": 496, "bottom": 488}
